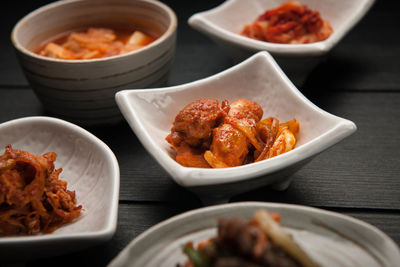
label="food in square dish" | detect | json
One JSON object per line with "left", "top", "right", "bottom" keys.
{"left": 241, "top": 1, "right": 333, "bottom": 44}
{"left": 37, "top": 27, "right": 157, "bottom": 60}
{"left": 0, "top": 145, "right": 82, "bottom": 236}
{"left": 166, "top": 98, "right": 299, "bottom": 168}
{"left": 178, "top": 209, "right": 317, "bottom": 267}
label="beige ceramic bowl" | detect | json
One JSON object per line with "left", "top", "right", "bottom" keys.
{"left": 11, "top": 0, "right": 177, "bottom": 126}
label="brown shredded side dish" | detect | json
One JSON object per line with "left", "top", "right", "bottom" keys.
{"left": 0, "top": 145, "right": 82, "bottom": 236}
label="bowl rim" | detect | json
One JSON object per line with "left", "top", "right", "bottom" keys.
{"left": 108, "top": 201, "right": 400, "bottom": 267}
{"left": 0, "top": 116, "right": 120, "bottom": 244}
{"left": 188, "top": 0, "right": 375, "bottom": 56}
{"left": 116, "top": 51, "right": 357, "bottom": 188}
{"left": 11, "top": 0, "right": 177, "bottom": 64}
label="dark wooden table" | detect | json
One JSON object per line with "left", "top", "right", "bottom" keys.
{"left": 2, "top": 1, "right": 400, "bottom": 266}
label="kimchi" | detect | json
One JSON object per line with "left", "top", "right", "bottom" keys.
{"left": 37, "top": 27, "right": 156, "bottom": 60}
{"left": 241, "top": 1, "right": 333, "bottom": 44}
{"left": 0, "top": 145, "right": 82, "bottom": 235}
{"left": 166, "top": 98, "right": 299, "bottom": 168}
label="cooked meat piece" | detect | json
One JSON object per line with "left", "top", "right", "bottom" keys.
{"left": 217, "top": 217, "right": 301, "bottom": 267}
{"left": 228, "top": 99, "right": 263, "bottom": 123}
{"left": 167, "top": 98, "right": 299, "bottom": 168}
{"left": 217, "top": 217, "right": 268, "bottom": 258}
{"left": 209, "top": 124, "right": 249, "bottom": 167}
{"left": 169, "top": 99, "right": 227, "bottom": 147}
{"left": 175, "top": 143, "right": 211, "bottom": 168}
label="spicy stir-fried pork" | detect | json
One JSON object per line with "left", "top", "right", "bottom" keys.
{"left": 0, "top": 145, "right": 82, "bottom": 235}
{"left": 180, "top": 210, "right": 318, "bottom": 267}
{"left": 241, "top": 1, "right": 333, "bottom": 44}
{"left": 166, "top": 98, "right": 299, "bottom": 168}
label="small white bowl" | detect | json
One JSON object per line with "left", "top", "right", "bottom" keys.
{"left": 109, "top": 202, "right": 400, "bottom": 267}
{"left": 116, "top": 51, "right": 356, "bottom": 203}
{"left": 11, "top": 0, "right": 177, "bottom": 126}
{"left": 0, "top": 116, "right": 120, "bottom": 262}
{"left": 188, "top": 0, "right": 375, "bottom": 85}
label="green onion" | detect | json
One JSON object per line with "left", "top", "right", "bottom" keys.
{"left": 183, "top": 244, "right": 211, "bottom": 267}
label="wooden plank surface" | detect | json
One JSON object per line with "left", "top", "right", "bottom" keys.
{"left": 1, "top": 1, "right": 400, "bottom": 90}
{"left": 1, "top": 0, "right": 399, "bottom": 265}
{"left": 0, "top": 88, "right": 399, "bottom": 210}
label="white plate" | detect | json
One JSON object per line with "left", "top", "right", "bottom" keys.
{"left": 109, "top": 202, "right": 400, "bottom": 267}
{"left": 188, "top": 0, "right": 375, "bottom": 85}
{"left": 116, "top": 51, "right": 356, "bottom": 203}
{"left": 0, "top": 116, "right": 120, "bottom": 261}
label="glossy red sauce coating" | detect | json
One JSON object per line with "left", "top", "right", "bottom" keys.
{"left": 241, "top": 1, "right": 333, "bottom": 44}
{"left": 166, "top": 99, "right": 299, "bottom": 168}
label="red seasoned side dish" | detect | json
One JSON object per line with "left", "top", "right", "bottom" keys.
{"left": 36, "top": 27, "right": 157, "bottom": 60}
{"left": 241, "top": 1, "right": 333, "bottom": 44}
{"left": 0, "top": 145, "right": 82, "bottom": 235}
{"left": 166, "top": 98, "right": 299, "bottom": 168}
{"left": 179, "top": 209, "right": 318, "bottom": 267}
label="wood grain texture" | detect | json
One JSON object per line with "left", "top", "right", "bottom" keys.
{"left": 1, "top": 1, "right": 399, "bottom": 91}
{"left": 21, "top": 204, "right": 187, "bottom": 266}
{"left": 303, "top": 45, "right": 400, "bottom": 91}
{"left": 235, "top": 92, "right": 400, "bottom": 209}
{"left": 0, "top": 89, "right": 399, "bottom": 209}
{"left": 0, "top": 1, "right": 399, "bottom": 265}
{"left": 0, "top": 89, "right": 44, "bottom": 120}
{"left": 101, "top": 91, "right": 400, "bottom": 209}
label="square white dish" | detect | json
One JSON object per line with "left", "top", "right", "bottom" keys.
{"left": 188, "top": 0, "right": 375, "bottom": 86}
{"left": 0, "top": 116, "right": 120, "bottom": 261}
{"left": 116, "top": 51, "right": 356, "bottom": 203}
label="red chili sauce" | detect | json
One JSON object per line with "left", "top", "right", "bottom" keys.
{"left": 241, "top": 1, "right": 333, "bottom": 44}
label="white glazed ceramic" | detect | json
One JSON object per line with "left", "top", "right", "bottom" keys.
{"left": 11, "top": 0, "right": 177, "bottom": 126}
{"left": 116, "top": 52, "right": 356, "bottom": 203}
{"left": 188, "top": 0, "right": 375, "bottom": 85}
{"left": 0, "top": 116, "right": 120, "bottom": 262}
{"left": 108, "top": 202, "right": 400, "bottom": 267}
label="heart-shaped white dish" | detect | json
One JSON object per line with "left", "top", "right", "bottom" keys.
{"left": 0, "top": 116, "right": 120, "bottom": 261}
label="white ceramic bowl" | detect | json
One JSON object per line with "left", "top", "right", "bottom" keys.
{"left": 116, "top": 52, "right": 356, "bottom": 203}
{"left": 188, "top": 0, "right": 375, "bottom": 86}
{"left": 0, "top": 116, "right": 120, "bottom": 262}
{"left": 11, "top": 0, "right": 177, "bottom": 126}
{"left": 109, "top": 202, "right": 400, "bottom": 267}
